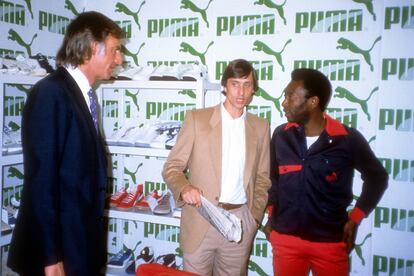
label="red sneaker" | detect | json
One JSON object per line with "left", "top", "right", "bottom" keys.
{"left": 135, "top": 189, "right": 161, "bottom": 211}
{"left": 117, "top": 184, "right": 144, "bottom": 210}
{"left": 108, "top": 187, "right": 128, "bottom": 208}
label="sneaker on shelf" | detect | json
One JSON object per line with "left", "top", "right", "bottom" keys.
{"left": 153, "top": 192, "right": 172, "bottom": 215}
{"left": 172, "top": 207, "right": 182, "bottom": 218}
{"left": 135, "top": 190, "right": 162, "bottom": 212}
{"left": 149, "top": 65, "right": 170, "bottom": 81}
{"left": 132, "top": 66, "right": 156, "bottom": 81}
{"left": 106, "top": 120, "right": 139, "bottom": 146}
{"left": 3, "top": 125, "right": 22, "bottom": 155}
{"left": 155, "top": 253, "right": 176, "bottom": 268}
{"left": 117, "top": 66, "right": 142, "bottom": 80}
{"left": 108, "top": 187, "right": 128, "bottom": 208}
{"left": 117, "top": 184, "right": 144, "bottom": 210}
{"left": 134, "top": 123, "right": 160, "bottom": 148}
{"left": 107, "top": 248, "right": 133, "bottom": 268}
{"left": 125, "top": 246, "right": 155, "bottom": 274}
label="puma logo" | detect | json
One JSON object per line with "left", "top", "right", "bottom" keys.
{"left": 8, "top": 167, "right": 24, "bottom": 180}
{"left": 121, "top": 42, "right": 145, "bottom": 66}
{"left": 9, "top": 84, "right": 31, "bottom": 96}
{"left": 336, "top": 36, "right": 381, "bottom": 72}
{"left": 368, "top": 135, "right": 376, "bottom": 144}
{"left": 248, "top": 257, "right": 268, "bottom": 275}
{"left": 255, "top": 88, "right": 284, "bottom": 117}
{"left": 23, "top": 0, "right": 33, "bottom": 19}
{"left": 178, "top": 89, "right": 196, "bottom": 99}
{"left": 354, "top": 233, "right": 372, "bottom": 266}
{"left": 334, "top": 86, "right": 378, "bottom": 121}
{"left": 7, "top": 121, "right": 21, "bottom": 132}
{"left": 8, "top": 29, "right": 37, "bottom": 57}
{"left": 252, "top": 39, "right": 291, "bottom": 72}
{"left": 253, "top": 0, "right": 287, "bottom": 25}
{"left": 64, "top": 0, "right": 83, "bottom": 16}
{"left": 352, "top": 0, "right": 376, "bottom": 21}
{"left": 179, "top": 41, "right": 214, "bottom": 66}
{"left": 125, "top": 89, "right": 140, "bottom": 112}
{"left": 180, "top": 0, "right": 213, "bottom": 28}
{"left": 124, "top": 162, "right": 143, "bottom": 185}
{"left": 115, "top": 1, "right": 146, "bottom": 30}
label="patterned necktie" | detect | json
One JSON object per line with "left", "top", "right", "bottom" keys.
{"left": 87, "top": 89, "right": 98, "bottom": 132}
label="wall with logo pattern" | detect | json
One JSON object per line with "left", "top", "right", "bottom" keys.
{"left": 1, "top": 0, "right": 413, "bottom": 275}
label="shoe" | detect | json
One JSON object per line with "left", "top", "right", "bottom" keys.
{"left": 117, "top": 184, "right": 144, "bottom": 210}
{"left": 3, "top": 125, "right": 22, "bottom": 155}
{"left": 117, "top": 66, "right": 142, "bottom": 80}
{"left": 108, "top": 187, "right": 128, "bottom": 208}
{"left": 117, "top": 126, "right": 144, "bottom": 147}
{"left": 134, "top": 123, "right": 160, "bottom": 148}
{"left": 30, "top": 53, "right": 54, "bottom": 73}
{"left": 156, "top": 253, "right": 176, "bottom": 268}
{"left": 135, "top": 190, "right": 161, "bottom": 212}
{"left": 149, "top": 65, "right": 170, "bottom": 80}
{"left": 150, "top": 122, "right": 181, "bottom": 149}
{"left": 106, "top": 120, "right": 138, "bottom": 146}
{"left": 153, "top": 192, "right": 172, "bottom": 215}
{"left": 107, "top": 248, "right": 133, "bottom": 268}
{"left": 132, "top": 66, "right": 156, "bottom": 80}
{"left": 125, "top": 246, "right": 155, "bottom": 274}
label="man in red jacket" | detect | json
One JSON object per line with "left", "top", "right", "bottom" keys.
{"left": 264, "top": 68, "right": 388, "bottom": 276}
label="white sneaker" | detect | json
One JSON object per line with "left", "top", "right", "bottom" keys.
{"left": 132, "top": 66, "right": 156, "bottom": 80}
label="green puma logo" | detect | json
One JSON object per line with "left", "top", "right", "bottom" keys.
{"left": 8, "top": 167, "right": 24, "bottom": 180}
{"left": 354, "top": 233, "right": 372, "bottom": 266}
{"left": 255, "top": 87, "right": 284, "bottom": 117}
{"left": 178, "top": 89, "right": 196, "bottom": 99}
{"left": 115, "top": 1, "right": 146, "bottom": 30}
{"left": 121, "top": 42, "right": 145, "bottom": 66}
{"left": 254, "top": 0, "right": 287, "bottom": 25}
{"left": 248, "top": 258, "right": 268, "bottom": 276}
{"left": 180, "top": 0, "right": 213, "bottom": 28}
{"left": 64, "top": 0, "right": 83, "bottom": 16}
{"left": 8, "top": 29, "right": 37, "bottom": 57}
{"left": 8, "top": 121, "right": 21, "bottom": 132}
{"left": 125, "top": 89, "right": 140, "bottom": 111}
{"left": 9, "top": 84, "right": 31, "bottom": 96}
{"left": 23, "top": 0, "right": 33, "bottom": 19}
{"left": 352, "top": 0, "right": 376, "bottom": 21}
{"left": 124, "top": 162, "right": 143, "bottom": 186}
{"left": 179, "top": 41, "right": 214, "bottom": 66}
{"left": 252, "top": 39, "right": 291, "bottom": 72}
{"left": 368, "top": 135, "right": 376, "bottom": 144}
{"left": 336, "top": 36, "right": 381, "bottom": 72}
{"left": 334, "top": 86, "right": 378, "bottom": 121}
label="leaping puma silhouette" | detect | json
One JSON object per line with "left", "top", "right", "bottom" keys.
{"left": 336, "top": 36, "right": 381, "bottom": 72}
{"left": 352, "top": 0, "right": 376, "bottom": 21}
{"left": 8, "top": 167, "right": 24, "bottom": 180}
{"left": 115, "top": 1, "right": 146, "bottom": 30}
{"left": 354, "top": 233, "right": 372, "bottom": 266}
{"left": 23, "top": 0, "right": 33, "bottom": 19}
{"left": 179, "top": 41, "right": 214, "bottom": 66}
{"left": 180, "top": 0, "right": 213, "bottom": 28}
{"left": 254, "top": 0, "right": 287, "bottom": 25}
{"left": 9, "top": 84, "right": 31, "bottom": 96}
{"left": 121, "top": 42, "right": 145, "bottom": 66}
{"left": 125, "top": 89, "right": 140, "bottom": 111}
{"left": 64, "top": 0, "right": 83, "bottom": 16}
{"left": 124, "top": 163, "right": 143, "bottom": 185}
{"left": 334, "top": 86, "right": 378, "bottom": 121}
{"left": 7, "top": 29, "right": 37, "bottom": 57}
{"left": 252, "top": 39, "right": 291, "bottom": 72}
{"left": 255, "top": 88, "right": 284, "bottom": 117}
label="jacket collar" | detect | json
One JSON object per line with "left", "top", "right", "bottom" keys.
{"left": 284, "top": 113, "right": 348, "bottom": 136}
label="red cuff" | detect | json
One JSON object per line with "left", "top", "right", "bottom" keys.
{"left": 349, "top": 207, "right": 365, "bottom": 224}
{"left": 267, "top": 205, "right": 273, "bottom": 217}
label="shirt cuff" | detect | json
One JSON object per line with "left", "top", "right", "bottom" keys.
{"left": 349, "top": 207, "right": 365, "bottom": 224}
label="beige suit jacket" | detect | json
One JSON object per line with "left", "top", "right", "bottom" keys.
{"left": 162, "top": 104, "right": 271, "bottom": 253}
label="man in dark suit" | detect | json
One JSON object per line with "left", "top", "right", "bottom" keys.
{"left": 7, "top": 11, "right": 123, "bottom": 276}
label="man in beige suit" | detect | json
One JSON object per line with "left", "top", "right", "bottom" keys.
{"left": 162, "top": 59, "right": 271, "bottom": 275}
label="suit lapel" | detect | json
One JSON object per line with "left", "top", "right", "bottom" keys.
{"left": 208, "top": 105, "right": 222, "bottom": 188}
{"left": 244, "top": 114, "right": 258, "bottom": 189}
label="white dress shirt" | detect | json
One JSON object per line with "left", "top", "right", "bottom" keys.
{"left": 219, "top": 103, "right": 247, "bottom": 204}
{"left": 65, "top": 66, "right": 93, "bottom": 113}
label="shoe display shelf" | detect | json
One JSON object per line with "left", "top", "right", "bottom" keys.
{"left": 0, "top": 74, "right": 40, "bottom": 247}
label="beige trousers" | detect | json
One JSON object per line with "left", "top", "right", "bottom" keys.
{"left": 183, "top": 205, "right": 258, "bottom": 276}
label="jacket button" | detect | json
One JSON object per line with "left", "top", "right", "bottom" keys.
{"left": 215, "top": 196, "right": 219, "bottom": 201}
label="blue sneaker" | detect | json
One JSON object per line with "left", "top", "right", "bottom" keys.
{"left": 125, "top": 246, "right": 155, "bottom": 274}
{"left": 107, "top": 249, "right": 133, "bottom": 268}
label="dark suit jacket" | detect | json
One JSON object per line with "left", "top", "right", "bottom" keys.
{"left": 7, "top": 67, "right": 108, "bottom": 276}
